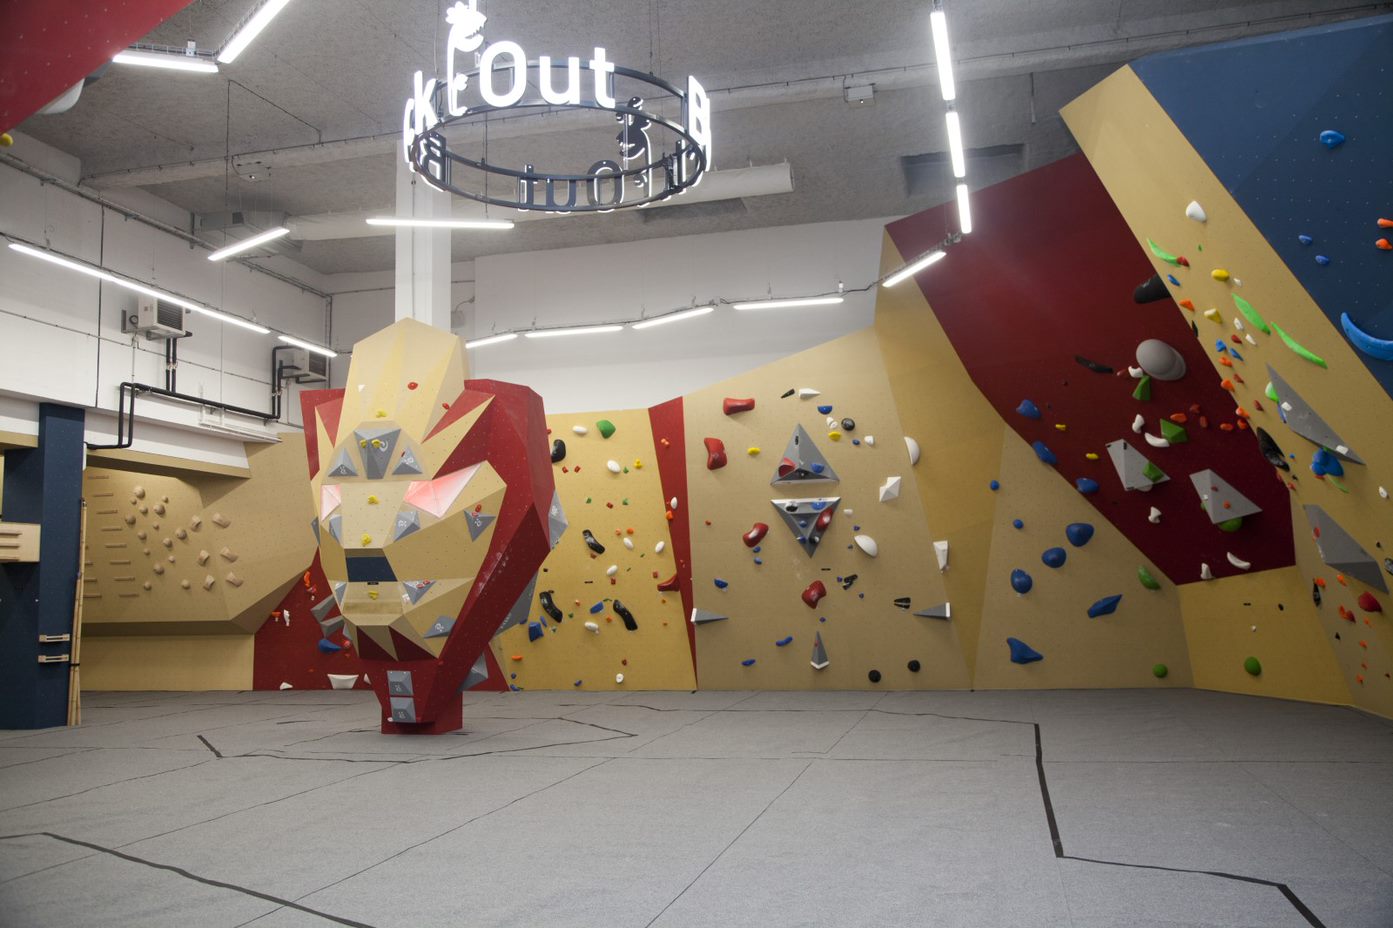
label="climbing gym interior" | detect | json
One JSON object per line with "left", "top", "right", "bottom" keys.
{"left": 1, "top": 2, "right": 1390, "bottom": 926}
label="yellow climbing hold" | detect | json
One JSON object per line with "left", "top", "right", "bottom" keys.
{"left": 828, "top": 431, "right": 842, "bottom": 442}
{"left": 371, "top": 439, "right": 384, "bottom": 449}
{"left": 633, "top": 460, "right": 643, "bottom": 469}
{"left": 375, "top": 409, "right": 388, "bottom": 418}
{"left": 1085, "top": 452, "right": 1100, "bottom": 461}
{"left": 359, "top": 439, "right": 368, "bottom": 448}
{"left": 1054, "top": 423, "right": 1068, "bottom": 432}
{"left": 367, "top": 590, "right": 378, "bottom": 600}
{"left": 1211, "top": 268, "right": 1230, "bottom": 282}
{"left": 747, "top": 447, "right": 761, "bottom": 456}
{"left": 1203, "top": 307, "right": 1223, "bottom": 324}
{"left": 367, "top": 495, "right": 379, "bottom": 505}
{"left": 360, "top": 534, "right": 372, "bottom": 546}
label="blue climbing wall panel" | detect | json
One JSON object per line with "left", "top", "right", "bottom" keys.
{"left": 1132, "top": 14, "right": 1393, "bottom": 399}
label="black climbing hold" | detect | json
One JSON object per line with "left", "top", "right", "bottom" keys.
{"left": 1312, "top": 581, "right": 1322, "bottom": 606}
{"left": 550, "top": 438, "right": 566, "bottom": 463}
{"left": 780, "top": 388, "right": 795, "bottom": 398}
{"left": 539, "top": 590, "right": 563, "bottom": 623}
{"left": 582, "top": 529, "right": 606, "bottom": 555}
{"left": 1190, "top": 320, "right": 1199, "bottom": 337}
{"left": 840, "top": 417, "right": 856, "bottom": 432}
{"left": 613, "top": 599, "right": 638, "bottom": 631}
{"left": 841, "top": 574, "right": 858, "bottom": 591}
{"left": 907, "top": 659, "right": 921, "bottom": 673}
{"left": 1133, "top": 273, "right": 1169, "bottom": 304}
{"left": 1255, "top": 428, "right": 1290, "bottom": 472}
{"left": 893, "top": 596, "right": 912, "bottom": 610}
{"left": 1073, "top": 355, "right": 1113, "bottom": 374}
{"left": 867, "top": 669, "right": 882, "bottom": 683}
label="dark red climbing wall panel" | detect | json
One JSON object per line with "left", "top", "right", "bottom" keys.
{"left": 649, "top": 397, "right": 699, "bottom": 680}
{"left": 886, "top": 154, "right": 1294, "bottom": 583}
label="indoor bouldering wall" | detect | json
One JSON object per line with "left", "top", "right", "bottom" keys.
{"left": 1062, "top": 21, "right": 1389, "bottom": 714}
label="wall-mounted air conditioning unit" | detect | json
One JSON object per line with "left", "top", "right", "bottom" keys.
{"left": 280, "top": 347, "right": 329, "bottom": 384}
{"left": 126, "top": 297, "right": 189, "bottom": 339}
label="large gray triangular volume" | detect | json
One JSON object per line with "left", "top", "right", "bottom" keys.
{"left": 770, "top": 424, "right": 840, "bottom": 485}
{"left": 914, "top": 602, "right": 952, "bottom": 619}
{"left": 311, "top": 595, "right": 338, "bottom": 622}
{"left": 495, "top": 573, "right": 539, "bottom": 635}
{"left": 353, "top": 427, "right": 401, "bottom": 480}
{"left": 1188, "top": 469, "right": 1262, "bottom": 523}
{"left": 690, "top": 608, "right": 728, "bottom": 625}
{"left": 392, "top": 446, "right": 423, "bottom": 476}
{"left": 1105, "top": 439, "right": 1168, "bottom": 491}
{"left": 1304, "top": 505, "right": 1388, "bottom": 592}
{"left": 401, "top": 580, "right": 434, "bottom": 605}
{"left": 466, "top": 511, "right": 496, "bottom": 541}
{"left": 459, "top": 652, "right": 489, "bottom": 691}
{"left": 393, "top": 509, "right": 421, "bottom": 541}
{"left": 810, "top": 631, "right": 829, "bottom": 670}
{"left": 1267, "top": 365, "right": 1362, "bottom": 463}
{"left": 770, "top": 497, "right": 840, "bottom": 557}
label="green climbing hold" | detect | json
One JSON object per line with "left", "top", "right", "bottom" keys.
{"left": 1132, "top": 375, "right": 1153, "bottom": 402}
{"left": 1243, "top": 656, "right": 1262, "bottom": 676}
{"left": 1146, "top": 238, "right": 1181, "bottom": 266}
{"left": 1217, "top": 516, "right": 1244, "bottom": 533}
{"left": 1142, "top": 460, "right": 1167, "bottom": 484}
{"left": 1152, "top": 663, "right": 1169, "bottom": 679}
{"left": 1138, "top": 566, "right": 1162, "bottom": 590}
{"left": 596, "top": 419, "right": 617, "bottom": 438}
{"left": 1326, "top": 475, "right": 1350, "bottom": 494}
{"left": 1270, "top": 322, "right": 1327, "bottom": 368}
{"left": 1159, "top": 419, "right": 1188, "bottom": 444}
{"left": 1231, "top": 294, "right": 1271, "bottom": 334}
{"left": 1265, "top": 381, "right": 1280, "bottom": 403}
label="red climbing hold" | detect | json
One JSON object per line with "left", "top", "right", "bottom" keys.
{"left": 777, "top": 457, "right": 797, "bottom": 478}
{"left": 1338, "top": 604, "right": 1355, "bottom": 622}
{"left": 657, "top": 573, "right": 680, "bottom": 592}
{"left": 743, "top": 522, "right": 769, "bottom": 547}
{"left": 704, "top": 437, "right": 728, "bottom": 470}
{"left": 407, "top": 381, "right": 419, "bottom": 390}
{"left": 1179, "top": 299, "right": 1195, "bottom": 311}
{"left": 802, "top": 580, "right": 827, "bottom": 609}
{"left": 723, "top": 397, "right": 756, "bottom": 415}
{"left": 1176, "top": 256, "right": 1190, "bottom": 267}
{"left": 1357, "top": 591, "right": 1383, "bottom": 613}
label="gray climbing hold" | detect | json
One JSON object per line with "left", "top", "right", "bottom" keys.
{"left": 913, "top": 602, "right": 951, "bottom": 619}
{"left": 1136, "top": 339, "right": 1187, "bottom": 381}
{"left": 310, "top": 595, "right": 338, "bottom": 622}
{"left": 770, "top": 497, "right": 841, "bottom": 557}
{"left": 690, "top": 608, "right": 729, "bottom": 625}
{"left": 1189, "top": 469, "right": 1263, "bottom": 523}
{"left": 392, "top": 446, "right": 423, "bottom": 476}
{"left": 770, "top": 424, "right": 840, "bottom": 485}
{"left": 548, "top": 489, "right": 568, "bottom": 549}
{"left": 1106, "top": 439, "right": 1168, "bottom": 492}
{"left": 353, "top": 427, "right": 401, "bottom": 480}
{"left": 327, "top": 447, "right": 358, "bottom": 478}
{"left": 1304, "top": 505, "right": 1389, "bottom": 593}
{"left": 401, "top": 580, "right": 434, "bottom": 605}
{"left": 810, "top": 631, "right": 829, "bottom": 669}
{"left": 495, "top": 573, "right": 540, "bottom": 635}
{"left": 459, "top": 652, "right": 490, "bottom": 691}
{"left": 466, "top": 510, "right": 496, "bottom": 541}
{"left": 1266, "top": 365, "right": 1362, "bottom": 463}
{"left": 393, "top": 508, "right": 421, "bottom": 541}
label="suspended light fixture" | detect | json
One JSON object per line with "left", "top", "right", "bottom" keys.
{"left": 218, "top": 0, "right": 293, "bottom": 64}
{"left": 111, "top": 50, "right": 219, "bottom": 73}
{"left": 955, "top": 184, "right": 972, "bottom": 235}
{"left": 730, "top": 296, "right": 844, "bottom": 311}
{"left": 882, "top": 250, "right": 946, "bottom": 288}
{"left": 365, "top": 217, "right": 515, "bottom": 230}
{"left": 523, "top": 325, "right": 625, "bottom": 339}
{"left": 277, "top": 334, "right": 337, "bottom": 357}
{"left": 464, "top": 333, "right": 519, "bottom": 348}
{"left": 929, "top": 9, "right": 956, "bottom": 101}
{"left": 631, "top": 306, "right": 715, "bottom": 330}
{"left": 206, "top": 226, "right": 289, "bottom": 261}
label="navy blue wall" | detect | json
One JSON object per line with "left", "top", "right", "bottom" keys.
{"left": 1133, "top": 14, "right": 1393, "bottom": 398}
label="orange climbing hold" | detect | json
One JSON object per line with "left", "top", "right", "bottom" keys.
{"left": 510, "top": 655, "right": 523, "bottom": 661}
{"left": 1169, "top": 413, "right": 1188, "bottom": 423}
{"left": 1219, "top": 423, "right": 1235, "bottom": 431}
{"left": 1339, "top": 605, "right": 1355, "bottom": 621}
{"left": 1218, "top": 356, "right": 1233, "bottom": 367}
{"left": 1376, "top": 238, "right": 1392, "bottom": 251}
{"left": 1379, "top": 218, "right": 1393, "bottom": 228}
{"left": 1315, "top": 577, "right": 1327, "bottom": 587}
{"left": 1179, "top": 299, "right": 1195, "bottom": 311}
{"left": 1220, "top": 379, "right": 1235, "bottom": 391}
{"left": 1235, "top": 407, "right": 1250, "bottom": 419}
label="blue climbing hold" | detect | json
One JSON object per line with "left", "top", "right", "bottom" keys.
{"left": 1311, "top": 448, "right": 1344, "bottom": 478}
{"left": 851, "top": 439, "right": 860, "bottom": 446}
{"left": 1087, "top": 594, "right": 1123, "bottom": 618}
{"left": 753, "top": 557, "right": 763, "bottom": 565}
{"left": 1016, "top": 399, "right": 1042, "bottom": 419}
{"left": 1007, "top": 637, "right": 1043, "bottom": 664}
{"left": 1065, "top": 522, "right": 1095, "bottom": 547}
{"left": 317, "top": 639, "right": 342, "bottom": 653}
{"left": 1032, "top": 440, "right": 1058, "bottom": 466}
{"left": 817, "top": 404, "right": 833, "bottom": 414}
{"left": 1230, "top": 347, "right": 1243, "bottom": 361}
{"left": 573, "top": 680, "right": 582, "bottom": 687}
{"left": 1075, "top": 477, "right": 1099, "bottom": 495}
{"left": 1167, "top": 274, "right": 1180, "bottom": 286}
{"left": 989, "top": 479, "right": 1001, "bottom": 491}
{"left": 1318, "top": 129, "right": 1345, "bottom": 149}
{"left": 1041, "top": 546, "right": 1067, "bottom": 569}
{"left": 775, "top": 636, "right": 793, "bottom": 647}
{"left": 1012, "top": 519, "right": 1024, "bottom": 530}
{"left": 714, "top": 578, "right": 729, "bottom": 589}
{"left": 528, "top": 621, "right": 544, "bottom": 642}
{"left": 1010, "top": 568, "right": 1034, "bottom": 595}
{"left": 1214, "top": 340, "right": 1228, "bottom": 354}
{"left": 810, "top": 462, "right": 825, "bottom": 474}
{"left": 589, "top": 601, "right": 605, "bottom": 614}
{"left": 741, "top": 658, "right": 756, "bottom": 667}
{"left": 1315, "top": 255, "right": 1330, "bottom": 266}
{"left": 1298, "top": 234, "right": 1313, "bottom": 246}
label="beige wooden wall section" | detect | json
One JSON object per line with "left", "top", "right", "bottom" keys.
{"left": 683, "top": 328, "right": 971, "bottom": 690}
{"left": 1063, "top": 66, "right": 1379, "bottom": 712}
{"left": 491, "top": 408, "right": 696, "bottom": 691}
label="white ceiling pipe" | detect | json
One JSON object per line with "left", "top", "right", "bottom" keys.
{"left": 286, "top": 162, "right": 793, "bottom": 241}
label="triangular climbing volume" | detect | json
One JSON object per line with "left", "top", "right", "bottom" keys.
{"left": 769, "top": 497, "right": 841, "bottom": 557}
{"left": 770, "top": 424, "right": 840, "bottom": 485}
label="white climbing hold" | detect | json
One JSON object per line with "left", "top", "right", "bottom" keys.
{"left": 1185, "top": 200, "right": 1207, "bottom": 223}
{"left": 606, "top": 564, "right": 618, "bottom": 576}
{"left": 854, "top": 534, "right": 879, "bottom": 558}
{"left": 1245, "top": 334, "right": 1258, "bottom": 346}
{"left": 1379, "top": 486, "right": 1389, "bottom": 500}
{"left": 904, "top": 436, "right": 921, "bottom": 466}
{"left": 1200, "top": 563, "right": 1214, "bottom": 580}
{"left": 655, "top": 541, "right": 667, "bottom": 554}
{"left": 878, "top": 476, "right": 902, "bottom": 503}
{"left": 864, "top": 436, "right": 876, "bottom": 447}
{"left": 1233, "top": 317, "right": 1246, "bottom": 332}
{"left": 623, "top": 537, "right": 634, "bottom": 550}
{"left": 798, "top": 388, "right": 821, "bottom": 399}
{"left": 615, "top": 673, "right": 625, "bottom": 684}
{"left": 669, "top": 496, "right": 679, "bottom": 510}
{"left": 1148, "top": 507, "right": 1162, "bottom": 524}
{"left": 934, "top": 539, "right": 950, "bottom": 572}
{"left": 1143, "top": 433, "right": 1171, "bottom": 448}
{"left": 1128, "top": 365, "right": 1145, "bottom": 379}
{"left": 1226, "top": 552, "right": 1252, "bottom": 570}
{"left": 327, "top": 673, "right": 358, "bottom": 690}
{"left": 572, "top": 425, "right": 589, "bottom": 435}
{"left": 1132, "top": 414, "right": 1145, "bottom": 434}
{"left": 826, "top": 416, "right": 838, "bottom": 429}
{"left": 584, "top": 621, "right": 600, "bottom": 633}
{"left": 279, "top": 682, "right": 293, "bottom": 690}
{"left": 606, "top": 460, "right": 622, "bottom": 474}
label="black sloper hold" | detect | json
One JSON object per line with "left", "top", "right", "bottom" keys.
{"left": 539, "top": 590, "right": 563, "bottom": 623}
{"left": 867, "top": 669, "right": 882, "bottom": 684}
{"left": 582, "top": 529, "right": 606, "bottom": 555}
{"left": 613, "top": 599, "right": 638, "bottom": 631}
{"left": 1133, "top": 273, "right": 1169, "bottom": 304}
{"left": 893, "top": 596, "right": 912, "bottom": 610}
{"left": 1073, "top": 355, "right": 1114, "bottom": 374}
{"left": 907, "top": 660, "right": 921, "bottom": 673}
{"left": 840, "top": 417, "right": 855, "bottom": 432}
{"left": 780, "top": 388, "right": 795, "bottom": 398}
{"left": 1312, "top": 580, "right": 1321, "bottom": 607}
{"left": 551, "top": 438, "right": 566, "bottom": 463}
{"left": 1255, "top": 427, "right": 1290, "bottom": 472}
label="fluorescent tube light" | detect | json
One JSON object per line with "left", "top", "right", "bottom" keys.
{"left": 465, "top": 333, "right": 519, "bottom": 348}
{"left": 946, "top": 111, "right": 966, "bottom": 179}
{"left": 730, "top": 296, "right": 844, "bottom": 311}
{"left": 523, "top": 325, "right": 624, "bottom": 339}
{"left": 277, "top": 334, "right": 337, "bottom": 357}
{"left": 631, "top": 306, "right": 715, "bottom": 330}
{"left": 112, "top": 50, "right": 219, "bottom": 73}
{"left": 365, "top": 216, "right": 515, "bottom": 230}
{"left": 929, "top": 10, "right": 956, "bottom": 101}
{"left": 882, "top": 250, "right": 945, "bottom": 288}
{"left": 218, "top": 0, "right": 292, "bottom": 64}
{"left": 956, "top": 183, "right": 972, "bottom": 235}
{"left": 8, "top": 242, "right": 270, "bottom": 334}
{"left": 207, "top": 226, "right": 289, "bottom": 261}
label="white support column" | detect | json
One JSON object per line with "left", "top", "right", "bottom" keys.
{"left": 393, "top": 157, "right": 453, "bottom": 330}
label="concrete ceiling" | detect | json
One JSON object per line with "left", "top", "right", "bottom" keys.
{"left": 16, "top": 0, "right": 1387, "bottom": 276}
